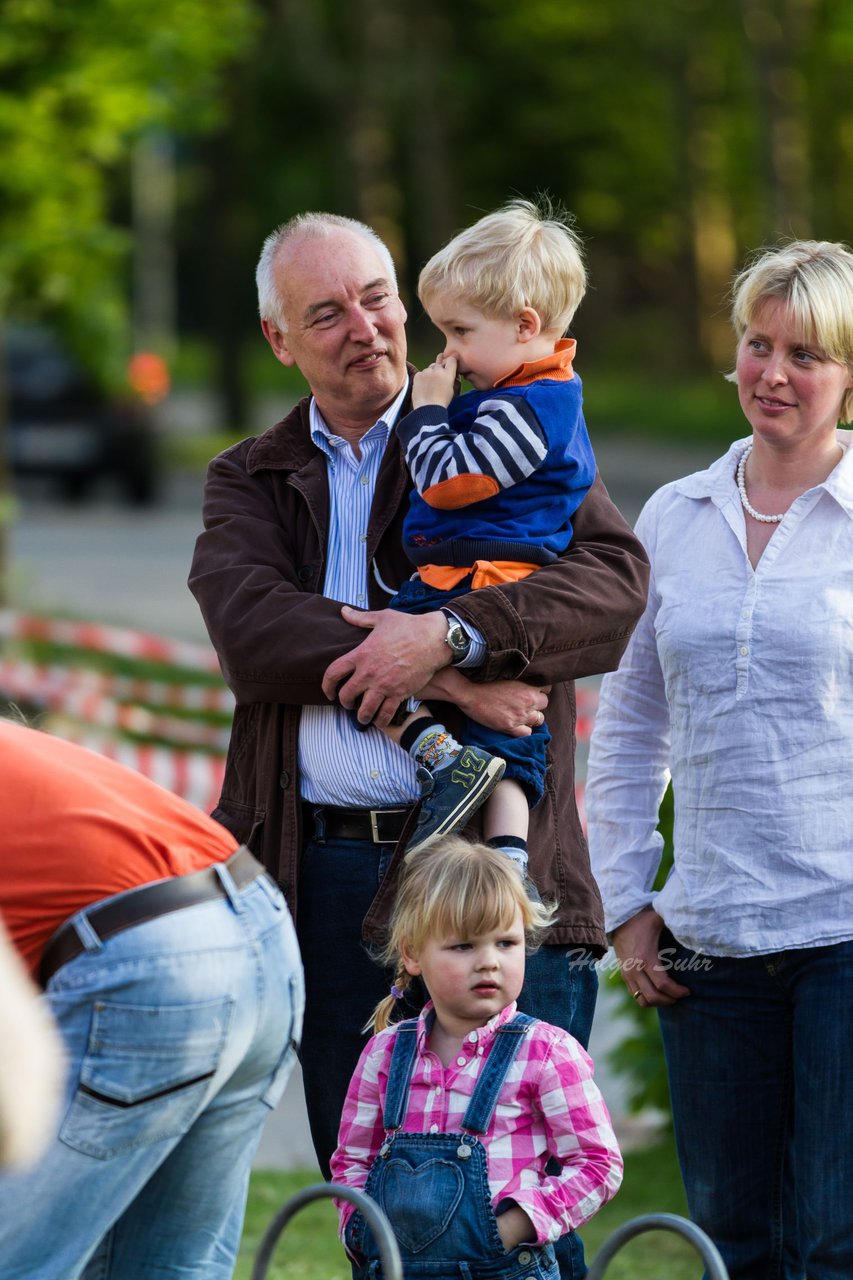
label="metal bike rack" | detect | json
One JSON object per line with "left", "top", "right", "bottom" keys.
{"left": 586, "top": 1212, "right": 730, "bottom": 1279}
{"left": 250, "top": 1181, "right": 402, "bottom": 1280}
{"left": 252, "top": 1187, "right": 727, "bottom": 1280}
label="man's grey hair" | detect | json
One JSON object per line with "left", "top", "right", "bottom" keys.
{"left": 256, "top": 213, "right": 398, "bottom": 330}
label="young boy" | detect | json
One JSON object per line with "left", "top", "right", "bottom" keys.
{"left": 378, "top": 198, "right": 597, "bottom": 881}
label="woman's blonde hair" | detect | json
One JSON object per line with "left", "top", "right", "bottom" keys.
{"left": 729, "top": 239, "right": 853, "bottom": 423}
{"left": 417, "top": 197, "right": 586, "bottom": 335}
{"left": 370, "top": 837, "right": 555, "bottom": 1033}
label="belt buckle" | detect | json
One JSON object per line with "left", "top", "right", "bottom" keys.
{"left": 370, "top": 810, "right": 383, "bottom": 843}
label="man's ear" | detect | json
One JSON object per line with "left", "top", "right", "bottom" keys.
{"left": 400, "top": 940, "right": 422, "bottom": 978}
{"left": 261, "top": 318, "right": 296, "bottom": 368}
{"left": 516, "top": 307, "right": 543, "bottom": 343}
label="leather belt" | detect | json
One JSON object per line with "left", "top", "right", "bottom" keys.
{"left": 39, "top": 846, "right": 267, "bottom": 989}
{"left": 302, "top": 802, "right": 412, "bottom": 845}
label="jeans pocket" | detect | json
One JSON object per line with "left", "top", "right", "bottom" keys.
{"left": 60, "top": 996, "right": 233, "bottom": 1159}
{"left": 345, "top": 1209, "right": 365, "bottom": 1256}
{"left": 262, "top": 973, "right": 303, "bottom": 1110}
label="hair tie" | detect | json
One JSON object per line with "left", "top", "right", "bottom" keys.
{"left": 390, "top": 984, "right": 405, "bottom": 1000}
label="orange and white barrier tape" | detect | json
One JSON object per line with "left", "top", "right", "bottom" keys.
{"left": 0, "top": 610, "right": 223, "bottom": 676}
{"left": 0, "top": 661, "right": 232, "bottom": 751}
{"left": 51, "top": 724, "right": 227, "bottom": 814}
{"left": 0, "top": 656, "right": 233, "bottom": 718}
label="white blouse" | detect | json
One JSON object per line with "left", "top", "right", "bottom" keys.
{"left": 586, "top": 435, "right": 853, "bottom": 957}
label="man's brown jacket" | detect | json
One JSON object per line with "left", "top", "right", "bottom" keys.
{"left": 189, "top": 391, "right": 650, "bottom": 950}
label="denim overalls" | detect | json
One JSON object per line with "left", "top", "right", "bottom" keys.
{"left": 346, "top": 1013, "right": 558, "bottom": 1280}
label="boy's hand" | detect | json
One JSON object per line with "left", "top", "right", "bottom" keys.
{"left": 412, "top": 355, "right": 458, "bottom": 409}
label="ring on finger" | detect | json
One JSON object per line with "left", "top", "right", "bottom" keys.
{"left": 631, "top": 989, "right": 643, "bottom": 1000}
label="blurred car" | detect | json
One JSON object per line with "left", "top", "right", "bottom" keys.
{"left": 4, "top": 325, "right": 162, "bottom": 505}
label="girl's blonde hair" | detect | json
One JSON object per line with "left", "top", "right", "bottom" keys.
{"left": 417, "top": 197, "right": 586, "bottom": 335}
{"left": 728, "top": 239, "right": 853, "bottom": 423}
{"left": 370, "top": 837, "right": 556, "bottom": 1033}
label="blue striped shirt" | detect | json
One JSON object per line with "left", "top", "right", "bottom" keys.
{"left": 299, "top": 387, "right": 422, "bottom": 807}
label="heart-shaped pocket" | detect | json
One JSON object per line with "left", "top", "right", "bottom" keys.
{"left": 378, "top": 1157, "right": 465, "bottom": 1252}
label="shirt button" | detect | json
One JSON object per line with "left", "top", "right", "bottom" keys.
{"left": 370, "top": 769, "right": 380, "bottom": 779}
{"left": 357, "top": 594, "right": 365, "bottom": 603}
{"left": 456, "top": 1056, "right": 466, "bottom": 1066}
{"left": 360, "top": 475, "right": 369, "bottom": 486}
{"left": 359, "top": 533, "right": 367, "bottom": 543}
{"left": 430, "top": 1124, "right": 439, "bottom": 1133}
{"left": 434, "top": 1087, "right": 441, "bottom": 1096}
{"left": 740, "top": 646, "right": 749, "bottom": 656}
{"left": 477, "top": 1047, "right": 484, "bottom": 1056}
{"left": 467, "top": 1032, "right": 477, "bottom": 1042}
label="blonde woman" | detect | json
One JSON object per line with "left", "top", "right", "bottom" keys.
{"left": 587, "top": 240, "right": 853, "bottom": 1280}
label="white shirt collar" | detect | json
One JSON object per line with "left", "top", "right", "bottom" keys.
{"left": 673, "top": 431, "right": 853, "bottom": 521}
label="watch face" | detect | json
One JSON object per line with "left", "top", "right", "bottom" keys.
{"left": 447, "top": 623, "right": 469, "bottom": 655}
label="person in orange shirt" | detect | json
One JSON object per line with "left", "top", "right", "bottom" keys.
{"left": 0, "top": 719, "right": 303, "bottom": 1280}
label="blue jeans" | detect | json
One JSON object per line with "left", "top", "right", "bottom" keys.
{"left": 0, "top": 872, "right": 303, "bottom": 1280}
{"left": 391, "top": 576, "right": 551, "bottom": 804}
{"left": 297, "top": 830, "right": 599, "bottom": 1279}
{"left": 658, "top": 932, "right": 853, "bottom": 1280}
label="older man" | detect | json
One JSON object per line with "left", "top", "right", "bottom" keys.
{"left": 189, "top": 214, "right": 648, "bottom": 1225}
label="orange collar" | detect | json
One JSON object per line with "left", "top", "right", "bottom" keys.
{"left": 495, "top": 338, "right": 576, "bottom": 388}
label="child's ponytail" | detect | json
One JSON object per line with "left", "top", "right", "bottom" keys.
{"left": 369, "top": 964, "right": 414, "bottom": 1033}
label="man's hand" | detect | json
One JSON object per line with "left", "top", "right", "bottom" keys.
{"left": 411, "top": 355, "right": 458, "bottom": 409}
{"left": 424, "top": 668, "right": 549, "bottom": 737}
{"left": 610, "top": 908, "right": 691, "bottom": 1008}
{"left": 322, "top": 606, "right": 450, "bottom": 727}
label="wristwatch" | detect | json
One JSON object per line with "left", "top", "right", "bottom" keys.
{"left": 441, "top": 609, "right": 471, "bottom": 664}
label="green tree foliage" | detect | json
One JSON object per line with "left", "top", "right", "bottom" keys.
{"left": 0, "top": 0, "right": 256, "bottom": 373}
{"left": 183, "top": 0, "right": 853, "bottom": 390}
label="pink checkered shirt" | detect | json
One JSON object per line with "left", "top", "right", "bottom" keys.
{"left": 331, "top": 1002, "right": 623, "bottom": 1246}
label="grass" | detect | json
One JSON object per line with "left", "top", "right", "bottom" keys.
{"left": 236, "top": 1134, "right": 700, "bottom": 1280}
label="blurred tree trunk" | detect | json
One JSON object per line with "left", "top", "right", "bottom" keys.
{"left": 740, "top": 0, "right": 816, "bottom": 238}
{"left": 132, "top": 134, "right": 177, "bottom": 363}
{"left": 401, "top": 1, "right": 456, "bottom": 309}
{"left": 279, "top": 0, "right": 406, "bottom": 272}
{"left": 0, "top": 323, "right": 8, "bottom": 607}
{"left": 203, "top": 93, "right": 250, "bottom": 436}
{"left": 679, "top": 32, "right": 738, "bottom": 368}
{"left": 343, "top": 0, "right": 406, "bottom": 272}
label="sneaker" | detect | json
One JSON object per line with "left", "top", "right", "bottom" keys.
{"left": 406, "top": 747, "right": 506, "bottom": 856}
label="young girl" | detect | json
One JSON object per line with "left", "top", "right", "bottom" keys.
{"left": 330, "top": 838, "right": 622, "bottom": 1279}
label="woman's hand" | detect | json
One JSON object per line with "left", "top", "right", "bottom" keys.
{"left": 496, "top": 1204, "right": 536, "bottom": 1252}
{"left": 610, "top": 907, "right": 691, "bottom": 1007}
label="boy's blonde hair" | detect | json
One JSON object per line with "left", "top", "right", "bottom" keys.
{"left": 417, "top": 198, "right": 586, "bottom": 335}
{"left": 371, "top": 837, "right": 555, "bottom": 1032}
{"left": 728, "top": 239, "right": 853, "bottom": 423}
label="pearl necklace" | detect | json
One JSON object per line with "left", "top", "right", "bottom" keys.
{"left": 736, "top": 443, "right": 786, "bottom": 524}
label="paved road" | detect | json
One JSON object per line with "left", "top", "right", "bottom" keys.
{"left": 8, "top": 429, "right": 718, "bottom": 642}
{"left": 8, "top": 426, "right": 716, "bottom": 1170}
